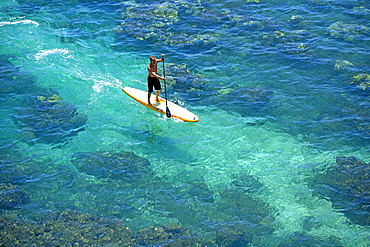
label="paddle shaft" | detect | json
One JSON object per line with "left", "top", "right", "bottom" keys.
{"left": 162, "top": 58, "right": 171, "bottom": 118}
{"left": 163, "top": 60, "right": 167, "bottom": 104}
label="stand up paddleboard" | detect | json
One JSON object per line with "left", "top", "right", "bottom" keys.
{"left": 122, "top": 87, "right": 199, "bottom": 122}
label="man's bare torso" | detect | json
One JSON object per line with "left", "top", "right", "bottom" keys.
{"left": 148, "top": 62, "right": 158, "bottom": 77}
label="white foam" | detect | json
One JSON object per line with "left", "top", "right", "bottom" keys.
{"left": 0, "top": 19, "right": 39, "bottom": 27}
{"left": 34, "top": 48, "right": 70, "bottom": 60}
{"left": 92, "top": 80, "right": 113, "bottom": 93}
{"left": 92, "top": 78, "right": 122, "bottom": 92}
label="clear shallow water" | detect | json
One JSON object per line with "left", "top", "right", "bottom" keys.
{"left": 1, "top": 0, "right": 370, "bottom": 246}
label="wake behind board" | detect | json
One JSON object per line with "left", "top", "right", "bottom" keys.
{"left": 122, "top": 87, "right": 199, "bottom": 122}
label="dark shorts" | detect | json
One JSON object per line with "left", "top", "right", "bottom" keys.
{"left": 147, "top": 76, "right": 161, "bottom": 93}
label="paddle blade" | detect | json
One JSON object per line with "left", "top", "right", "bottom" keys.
{"left": 166, "top": 107, "right": 171, "bottom": 118}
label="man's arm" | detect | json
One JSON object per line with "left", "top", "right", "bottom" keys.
{"left": 156, "top": 54, "right": 165, "bottom": 63}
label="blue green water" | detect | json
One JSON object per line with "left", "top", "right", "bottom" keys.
{"left": 1, "top": 0, "right": 370, "bottom": 246}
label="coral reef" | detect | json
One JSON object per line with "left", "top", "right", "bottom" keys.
{"left": 164, "top": 63, "right": 209, "bottom": 101}
{"left": 308, "top": 156, "right": 370, "bottom": 226}
{"left": 164, "top": 63, "right": 273, "bottom": 117}
{"left": 334, "top": 59, "right": 354, "bottom": 71}
{"left": 0, "top": 57, "right": 87, "bottom": 146}
{"left": 0, "top": 209, "right": 134, "bottom": 246}
{"left": 351, "top": 73, "right": 370, "bottom": 90}
{"left": 215, "top": 225, "right": 250, "bottom": 247}
{"left": 231, "top": 174, "right": 263, "bottom": 193}
{"left": 302, "top": 216, "right": 322, "bottom": 231}
{"left": 207, "top": 187, "right": 275, "bottom": 246}
{"left": 0, "top": 208, "right": 216, "bottom": 246}
{"left": 176, "top": 177, "right": 215, "bottom": 203}
{"left": 13, "top": 91, "right": 87, "bottom": 145}
{"left": 135, "top": 225, "right": 198, "bottom": 246}
{"left": 351, "top": 6, "right": 370, "bottom": 17}
{"left": 328, "top": 21, "right": 370, "bottom": 42}
{"left": 218, "top": 87, "right": 274, "bottom": 117}
{"left": 0, "top": 184, "right": 30, "bottom": 210}
{"left": 277, "top": 232, "right": 343, "bottom": 247}
{"left": 0, "top": 149, "right": 27, "bottom": 184}
{"left": 71, "top": 150, "right": 152, "bottom": 180}
{"left": 0, "top": 55, "right": 36, "bottom": 95}
{"left": 115, "top": 1, "right": 218, "bottom": 51}
{"left": 0, "top": 144, "right": 275, "bottom": 246}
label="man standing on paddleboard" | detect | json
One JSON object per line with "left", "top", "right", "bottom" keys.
{"left": 147, "top": 54, "right": 166, "bottom": 105}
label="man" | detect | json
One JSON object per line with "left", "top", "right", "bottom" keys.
{"left": 147, "top": 54, "right": 166, "bottom": 105}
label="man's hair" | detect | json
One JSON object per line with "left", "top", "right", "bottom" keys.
{"left": 150, "top": 56, "right": 156, "bottom": 61}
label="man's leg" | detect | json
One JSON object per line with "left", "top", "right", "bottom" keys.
{"left": 148, "top": 92, "right": 152, "bottom": 105}
{"left": 155, "top": 90, "right": 161, "bottom": 102}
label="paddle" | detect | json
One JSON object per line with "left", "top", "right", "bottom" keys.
{"left": 162, "top": 55, "right": 171, "bottom": 118}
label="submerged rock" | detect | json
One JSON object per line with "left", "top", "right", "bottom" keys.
{"left": 308, "top": 156, "right": 370, "bottom": 226}
{"left": 208, "top": 187, "right": 275, "bottom": 246}
{"left": 218, "top": 87, "right": 274, "bottom": 116}
{"left": 165, "top": 63, "right": 208, "bottom": 92}
{"left": 0, "top": 149, "right": 25, "bottom": 184}
{"left": 351, "top": 6, "right": 370, "bottom": 17}
{"left": 334, "top": 59, "right": 354, "bottom": 71}
{"left": 115, "top": 1, "right": 217, "bottom": 52}
{"left": 177, "top": 178, "right": 214, "bottom": 203}
{"left": 0, "top": 184, "right": 30, "bottom": 210}
{"left": 328, "top": 21, "right": 370, "bottom": 42}
{"left": 135, "top": 224, "right": 198, "bottom": 246}
{"left": 256, "top": 29, "right": 313, "bottom": 59}
{"left": 164, "top": 63, "right": 211, "bottom": 104}
{"left": 71, "top": 150, "right": 152, "bottom": 180}
{"left": 351, "top": 73, "right": 370, "bottom": 90}
{"left": 165, "top": 62, "right": 273, "bottom": 118}
{"left": 165, "top": 63, "right": 273, "bottom": 117}
{"left": 0, "top": 56, "right": 36, "bottom": 95}
{"left": 232, "top": 174, "right": 263, "bottom": 193}
{"left": 302, "top": 216, "right": 322, "bottom": 231}
{"left": 215, "top": 225, "right": 250, "bottom": 247}
{"left": 0, "top": 56, "right": 87, "bottom": 146}
{"left": 13, "top": 92, "right": 87, "bottom": 145}
{"left": 0, "top": 58, "right": 86, "bottom": 146}
{"left": 0, "top": 209, "right": 134, "bottom": 246}
{"left": 277, "top": 232, "right": 342, "bottom": 247}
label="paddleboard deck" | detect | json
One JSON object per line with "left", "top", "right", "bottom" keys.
{"left": 122, "top": 87, "right": 199, "bottom": 122}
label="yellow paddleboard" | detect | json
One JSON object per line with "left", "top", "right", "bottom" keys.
{"left": 122, "top": 87, "right": 199, "bottom": 122}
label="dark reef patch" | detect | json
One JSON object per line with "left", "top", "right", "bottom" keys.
{"left": 308, "top": 156, "right": 370, "bottom": 226}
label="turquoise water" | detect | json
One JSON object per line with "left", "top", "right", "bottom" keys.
{"left": 1, "top": 0, "right": 370, "bottom": 246}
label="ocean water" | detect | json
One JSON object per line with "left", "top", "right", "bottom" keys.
{"left": 1, "top": 0, "right": 370, "bottom": 246}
